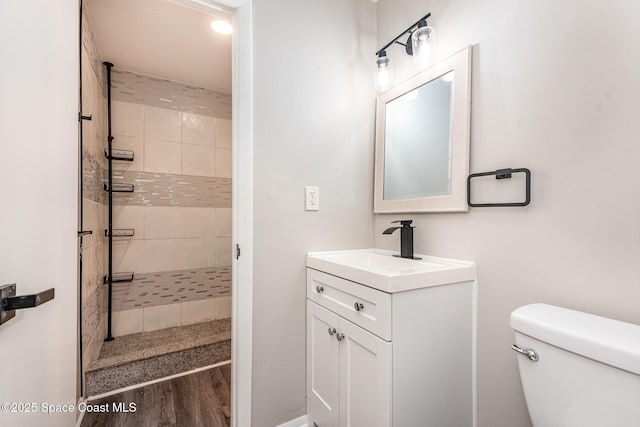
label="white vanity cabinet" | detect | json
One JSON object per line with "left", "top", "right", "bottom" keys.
{"left": 307, "top": 299, "right": 392, "bottom": 427}
{"left": 306, "top": 264, "right": 477, "bottom": 427}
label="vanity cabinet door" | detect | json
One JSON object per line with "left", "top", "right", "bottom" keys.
{"left": 308, "top": 301, "right": 341, "bottom": 427}
{"left": 339, "top": 318, "right": 392, "bottom": 427}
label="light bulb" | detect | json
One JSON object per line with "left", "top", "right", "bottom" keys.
{"left": 376, "top": 52, "right": 393, "bottom": 92}
{"left": 412, "top": 24, "right": 433, "bottom": 68}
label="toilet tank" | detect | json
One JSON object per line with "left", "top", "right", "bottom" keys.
{"left": 510, "top": 303, "right": 640, "bottom": 427}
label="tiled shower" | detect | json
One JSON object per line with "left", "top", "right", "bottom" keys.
{"left": 108, "top": 85, "right": 232, "bottom": 336}
{"left": 80, "top": 5, "right": 232, "bottom": 392}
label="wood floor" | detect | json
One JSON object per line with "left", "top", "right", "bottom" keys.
{"left": 81, "top": 364, "right": 231, "bottom": 427}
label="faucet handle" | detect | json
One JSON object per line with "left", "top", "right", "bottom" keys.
{"left": 391, "top": 220, "right": 413, "bottom": 227}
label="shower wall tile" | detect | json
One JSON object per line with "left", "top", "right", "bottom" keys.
{"left": 182, "top": 113, "right": 216, "bottom": 147}
{"left": 215, "top": 208, "right": 232, "bottom": 237}
{"left": 215, "top": 118, "right": 232, "bottom": 149}
{"left": 182, "top": 144, "right": 216, "bottom": 177}
{"left": 81, "top": 245, "right": 94, "bottom": 304}
{"left": 112, "top": 240, "right": 145, "bottom": 274}
{"left": 82, "top": 149, "right": 105, "bottom": 205}
{"left": 144, "top": 106, "right": 182, "bottom": 142}
{"left": 105, "top": 82, "right": 233, "bottom": 335}
{"left": 144, "top": 139, "right": 182, "bottom": 174}
{"left": 112, "top": 205, "right": 144, "bottom": 240}
{"left": 215, "top": 148, "right": 232, "bottom": 178}
{"left": 181, "top": 238, "right": 215, "bottom": 270}
{"left": 213, "top": 296, "right": 232, "bottom": 319}
{"left": 144, "top": 206, "right": 181, "bottom": 239}
{"left": 143, "top": 304, "right": 182, "bottom": 332}
{"left": 112, "top": 135, "right": 144, "bottom": 172}
{"left": 181, "top": 207, "right": 216, "bottom": 238}
{"left": 81, "top": 8, "right": 103, "bottom": 90}
{"left": 93, "top": 241, "right": 105, "bottom": 298}
{"left": 112, "top": 100, "right": 144, "bottom": 138}
{"left": 215, "top": 238, "right": 232, "bottom": 267}
{"left": 112, "top": 309, "right": 144, "bottom": 337}
{"left": 181, "top": 299, "right": 217, "bottom": 325}
{"left": 82, "top": 285, "right": 105, "bottom": 367}
{"left": 80, "top": 202, "right": 97, "bottom": 249}
{"left": 81, "top": 3, "right": 107, "bottom": 373}
{"left": 110, "top": 69, "right": 231, "bottom": 119}
{"left": 111, "top": 171, "right": 232, "bottom": 208}
{"left": 111, "top": 267, "right": 231, "bottom": 311}
{"left": 144, "top": 239, "right": 182, "bottom": 273}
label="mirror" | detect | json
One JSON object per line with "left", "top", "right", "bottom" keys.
{"left": 374, "top": 46, "right": 471, "bottom": 213}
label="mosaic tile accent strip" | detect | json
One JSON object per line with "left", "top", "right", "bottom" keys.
{"left": 112, "top": 267, "right": 231, "bottom": 312}
{"left": 109, "top": 170, "right": 231, "bottom": 208}
{"left": 111, "top": 69, "right": 232, "bottom": 119}
{"left": 83, "top": 149, "right": 105, "bottom": 204}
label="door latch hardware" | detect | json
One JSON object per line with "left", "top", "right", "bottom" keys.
{"left": 1, "top": 284, "right": 55, "bottom": 326}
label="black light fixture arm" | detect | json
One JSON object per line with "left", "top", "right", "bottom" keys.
{"left": 375, "top": 12, "right": 431, "bottom": 57}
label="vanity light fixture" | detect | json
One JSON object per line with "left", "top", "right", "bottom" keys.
{"left": 375, "top": 12, "right": 433, "bottom": 92}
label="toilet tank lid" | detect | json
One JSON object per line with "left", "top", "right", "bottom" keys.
{"left": 510, "top": 303, "right": 640, "bottom": 375}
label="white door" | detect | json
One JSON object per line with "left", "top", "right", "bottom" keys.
{"left": 0, "top": 1, "right": 79, "bottom": 427}
{"left": 339, "top": 319, "right": 392, "bottom": 427}
{"left": 307, "top": 301, "right": 341, "bottom": 427}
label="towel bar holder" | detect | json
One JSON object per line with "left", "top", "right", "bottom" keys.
{"left": 467, "top": 168, "right": 531, "bottom": 207}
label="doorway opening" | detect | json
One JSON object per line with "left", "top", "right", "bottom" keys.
{"left": 78, "top": 1, "right": 238, "bottom": 423}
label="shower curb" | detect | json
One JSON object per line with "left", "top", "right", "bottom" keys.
{"left": 85, "top": 319, "right": 231, "bottom": 396}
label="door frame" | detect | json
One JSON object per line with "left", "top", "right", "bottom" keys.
{"left": 224, "top": 0, "right": 254, "bottom": 426}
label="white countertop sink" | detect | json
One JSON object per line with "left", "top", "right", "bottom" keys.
{"left": 306, "top": 248, "right": 476, "bottom": 293}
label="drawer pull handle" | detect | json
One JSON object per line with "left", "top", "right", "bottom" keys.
{"left": 328, "top": 327, "right": 336, "bottom": 336}
{"left": 316, "top": 286, "right": 324, "bottom": 293}
{"left": 354, "top": 302, "right": 364, "bottom": 312}
{"left": 336, "top": 332, "right": 345, "bottom": 342}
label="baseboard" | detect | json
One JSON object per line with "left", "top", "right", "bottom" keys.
{"left": 276, "top": 415, "right": 308, "bottom": 427}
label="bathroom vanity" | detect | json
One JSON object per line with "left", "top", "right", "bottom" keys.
{"left": 306, "top": 249, "right": 477, "bottom": 427}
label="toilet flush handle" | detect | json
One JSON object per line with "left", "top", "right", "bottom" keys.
{"left": 511, "top": 344, "right": 539, "bottom": 362}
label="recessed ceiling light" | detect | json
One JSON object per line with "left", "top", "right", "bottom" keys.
{"left": 211, "top": 20, "right": 232, "bottom": 35}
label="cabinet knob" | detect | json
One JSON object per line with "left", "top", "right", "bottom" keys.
{"left": 354, "top": 302, "right": 364, "bottom": 312}
{"left": 336, "top": 332, "right": 345, "bottom": 342}
{"left": 328, "top": 327, "right": 336, "bottom": 336}
{"left": 316, "top": 286, "right": 324, "bottom": 293}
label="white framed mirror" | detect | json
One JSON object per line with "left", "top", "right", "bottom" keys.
{"left": 374, "top": 46, "right": 471, "bottom": 213}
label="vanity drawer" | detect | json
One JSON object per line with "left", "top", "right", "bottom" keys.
{"left": 307, "top": 268, "right": 391, "bottom": 341}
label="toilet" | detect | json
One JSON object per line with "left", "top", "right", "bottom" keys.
{"left": 510, "top": 303, "right": 640, "bottom": 427}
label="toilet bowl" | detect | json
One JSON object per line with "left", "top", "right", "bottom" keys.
{"left": 510, "top": 303, "right": 640, "bottom": 427}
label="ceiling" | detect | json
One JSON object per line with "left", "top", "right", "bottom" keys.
{"left": 86, "top": 0, "right": 232, "bottom": 93}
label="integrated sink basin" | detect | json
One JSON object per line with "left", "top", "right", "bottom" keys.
{"left": 307, "top": 249, "right": 476, "bottom": 293}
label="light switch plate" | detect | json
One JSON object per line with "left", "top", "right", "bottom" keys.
{"left": 305, "top": 186, "right": 319, "bottom": 211}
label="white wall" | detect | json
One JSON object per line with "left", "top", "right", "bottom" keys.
{"left": 250, "top": 0, "right": 377, "bottom": 424}
{"left": 375, "top": 1, "right": 640, "bottom": 426}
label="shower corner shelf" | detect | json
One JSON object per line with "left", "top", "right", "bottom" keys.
{"left": 103, "top": 182, "right": 134, "bottom": 193}
{"left": 104, "top": 148, "right": 135, "bottom": 162}
{"left": 105, "top": 228, "right": 135, "bottom": 237}
{"left": 103, "top": 272, "right": 135, "bottom": 284}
